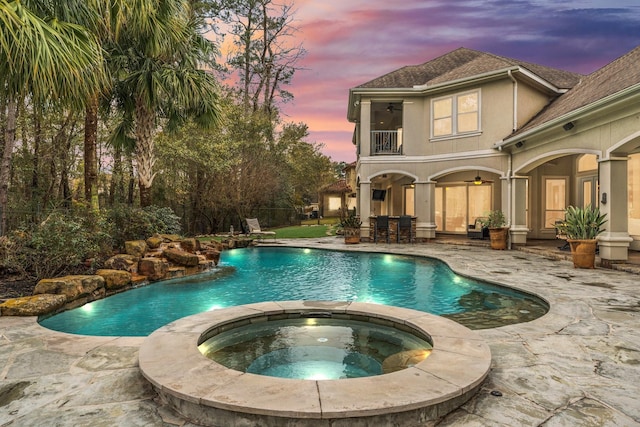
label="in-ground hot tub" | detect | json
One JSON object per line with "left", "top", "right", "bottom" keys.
{"left": 139, "top": 301, "right": 492, "bottom": 426}
{"left": 198, "top": 314, "right": 433, "bottom": 380}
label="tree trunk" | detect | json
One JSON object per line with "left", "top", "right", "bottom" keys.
{"left": 135, "top": 97, "right": 156, "bottom": 207}
{"left": 84, "top": 95, "right": 99, "bottom": 211}
{"left": 31, "top": 103, "right": 41, "bottom": 201}
{"left": 127, "top": 152, "right": 135, "bottom": 206}
{"left": 109, "top": 143, "right": 125, "bottom": 205}
{"left": 0, "top": 98, "right": 17, "bottom": 235}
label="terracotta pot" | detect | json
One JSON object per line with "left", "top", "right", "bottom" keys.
{"left": 568, "top": 239, "right": 597, "bottom": 268}
{"left": 343, "top": 228, "right": 360, "bottom": 244}
{"left": 488, "top": 227, "right": 509, "bottom": 250}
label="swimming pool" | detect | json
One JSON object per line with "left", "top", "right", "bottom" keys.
{"left": 39, "top": 247, "right": 547, "bottom": 336}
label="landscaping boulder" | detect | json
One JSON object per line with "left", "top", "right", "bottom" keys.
{"left": 104, "top": 254, "right": 138, "bottom": 272}
{"left": 138, "top": 257, "right": 167, "bottom": 281}
{"left": 163, "top": 248, "right": 200, "bottom": 267}
{"left": 157, "top": 234, "right": 181, "bottom": 242}
{"left": 0, "top": 294, "right": 67, "bottom": 316}
{"left": 201, "top": 249, "right": 221, "bottom": 264}
{"left": 96, "top": 269, "right": 132, "bottom": 290}
{"left": 146, "top": 236, "right": 164, "bottom": 250}
{"left": 125, "top": 240, "right": 148, "bottom": 257}
{"left": 33, "top": 275, "right": 106, "bottom": 301}
{"left": 180, "top": 238, "right": 200, "bottom": 253}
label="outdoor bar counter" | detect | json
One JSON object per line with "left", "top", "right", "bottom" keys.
{"left": 368, "top": 216, "right": 416, "bottom": 243}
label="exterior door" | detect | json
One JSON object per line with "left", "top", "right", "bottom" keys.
{"left": 580, "top": 176, "right": 598, "bottom": 208}
{"left": 434, "top": 184, "right": 492, "bottom": 233}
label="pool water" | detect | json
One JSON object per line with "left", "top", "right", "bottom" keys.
{"left": 198, "top": 317, "right": 433, "bottom": 380}
{"left": 39, "top": 247, "right": 548, "bottom": 336}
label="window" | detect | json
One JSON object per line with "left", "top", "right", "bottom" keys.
{"left": 544, "top": 177, "right": 567, "bottom": 228}
{"left": 578, "top": 154, "right": 598, "bottom": 172}
{"left": 432, "top": 90, "right": 479, "bottom": 138}
{"left": 328, "top": 197, "right": 341, "bottom": 211}
{"left": 404, "top": 185, "right": 415, "bottom": 216}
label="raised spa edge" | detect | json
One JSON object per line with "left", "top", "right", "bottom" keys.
{"left": 138, "top": 301, "right": 492, "bottom": 427}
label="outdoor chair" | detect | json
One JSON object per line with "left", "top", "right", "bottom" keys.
{"left": 397, "top": 215, "right": 414, "bottom": 243}
{"left": 245, "top": 218, "right": 276, "bottom": 242}
{"left": 374, "top": 215, "right": 390, "bottom": 243}
{"left": 554, "top": 220, "right": 570, "bottom": 251}
{"left": 467, "top": 217, "right": 489, "bottom": 239}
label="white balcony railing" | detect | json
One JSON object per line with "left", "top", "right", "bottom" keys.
{"left": 371, "top": 130, "right": 402, "bottom": 155}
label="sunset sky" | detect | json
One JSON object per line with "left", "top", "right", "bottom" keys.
{"left": 276, "top": 0, "right": 640, "bottom": 163}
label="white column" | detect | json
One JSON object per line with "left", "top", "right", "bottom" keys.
{"left": 359, "top": 181, "right": 371, "bottom": 241}
{"left": 598, "top": 157, "right": 632, "bottom": 262}
{"left": 510, "top": 176, "right": 529, "bottom": 245}
{"left": 360, "top": 101, "right": 371, "bottom": 157}
{"left": 415, "top": 181, "right": 436, "bottom": 239}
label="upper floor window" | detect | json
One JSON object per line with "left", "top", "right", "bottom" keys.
{"left": 432, "top": 90, "right": 480, "bottom": 138}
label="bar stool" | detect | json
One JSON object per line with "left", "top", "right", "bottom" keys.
{"left": 397, "top": 215, "right": 414, "bottom": 243}
{"left": 374, "top": 216, "right": 390, "bottom": 243}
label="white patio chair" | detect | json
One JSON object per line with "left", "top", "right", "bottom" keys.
{"left": 245, "top": 218, "right": 276, "bottom": 242}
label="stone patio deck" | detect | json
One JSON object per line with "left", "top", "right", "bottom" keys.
{"left": 1, "top": 238, "right": 639, "bottom": 426}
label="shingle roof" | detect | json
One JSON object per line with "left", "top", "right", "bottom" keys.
{"left": 511, "top": 46, "right": 640, "bottom": 137}
{"left": 320, "top": 179, "right": 352, "bottom": 194}
{"left": 356, "top": 47, "right": 582, "bottom": 90}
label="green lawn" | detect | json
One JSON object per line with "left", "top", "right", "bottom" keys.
{"left": 300, "top": 217, "right": 340, "bottom": 226}
{"left": 274, "top": 224, "right": 335, "bottom": 238}
{"left": 197, "top": 222, "right": 338, "bottom": 241}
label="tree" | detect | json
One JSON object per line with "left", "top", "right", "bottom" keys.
{"left": 109, "top": 0, "right": 221, "bottom": 207}
{"left": 0, "top": 0, "right": 105, "bottom": 234}
{"left": 202, "top": 0, "right": 305, "bottom": 116}
{"left": 279, "top": 123, "right": 336, "bottom": 207}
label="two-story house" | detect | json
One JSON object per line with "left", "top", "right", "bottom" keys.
{"left": 347, "top": 46, "right": 640, "bottom": 263}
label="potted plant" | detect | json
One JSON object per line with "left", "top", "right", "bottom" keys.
{"left": 339, "top": 208, "right": 362, "bottom": 244}
{"left": 481, "top": 210, "right": 508, "bottom": 250}
{"left": 556, "top": 205, "right": 607, "bottom": 268}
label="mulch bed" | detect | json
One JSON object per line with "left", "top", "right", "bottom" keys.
{"left": 0, "top": 275, "right": 37, "bottom": 300}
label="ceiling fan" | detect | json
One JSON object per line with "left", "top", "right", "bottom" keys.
{"left": 464, "top": 172, "right": 494, "bottom": 185}
{"left": 386, "top": 103, "right": 402, "bottom": 113}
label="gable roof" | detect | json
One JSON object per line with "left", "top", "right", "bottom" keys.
{"left": 507, "top": 45, "right": 640, "bottom": 139}
{"left": 356, "top": 47, "right": 582, "bottom": 91}
{"left": 320, "top": 179, "right": 352, "bottom": 194}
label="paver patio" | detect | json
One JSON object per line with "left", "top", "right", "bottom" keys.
{"left": 1, "top": 238, "right": 639, "bottom": 426}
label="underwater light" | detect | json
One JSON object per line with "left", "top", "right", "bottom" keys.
{"left": 306, "top": 372, "right": 329, "bottom": 380}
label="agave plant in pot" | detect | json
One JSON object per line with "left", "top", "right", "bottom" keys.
{"left": 339, "top": 208, "right": 362, "bottom": 244}
{"left": 480, "top": 210, "right": 509, "bottom": 250}
{"left": 556, "top": 205, "right": 607, "bottom": 268}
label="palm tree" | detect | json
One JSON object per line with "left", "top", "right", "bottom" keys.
{"left": 109, "top": 0, "right": 221, "bottom": 207}
{"left": 0, "top": 0, "right": 105, "bottom": 234}
{"left": 22, "top": 1, "right": 107, "bottom": 212}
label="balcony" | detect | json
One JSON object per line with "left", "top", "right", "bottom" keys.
{"left": 371, "top": 130, "right": 402, "bottom": 155}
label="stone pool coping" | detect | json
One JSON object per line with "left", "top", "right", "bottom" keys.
{"left": 138, "top": 300, "right": 491, "bottom": 426}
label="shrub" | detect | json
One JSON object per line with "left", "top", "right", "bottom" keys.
{"left": 0, "top": 206, "right": 182, "bottom": 281}
{"left": 101, "top": 205, "right": 182, "bottom": 250}
{"left": 143, "top": 205, "right": 182, "bottom": 235}
{"left": 10, "top": 212, "right": 104, "bottom": 280}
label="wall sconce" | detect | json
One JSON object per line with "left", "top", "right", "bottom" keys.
{"left": 601, "top": 192, "right": 607, "bottom": 204}
{"left": 515, "top": 140, "right": 524, "bottom": 148}
{"left": 563, "top": 121, "right": 575, "bottom": 131}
